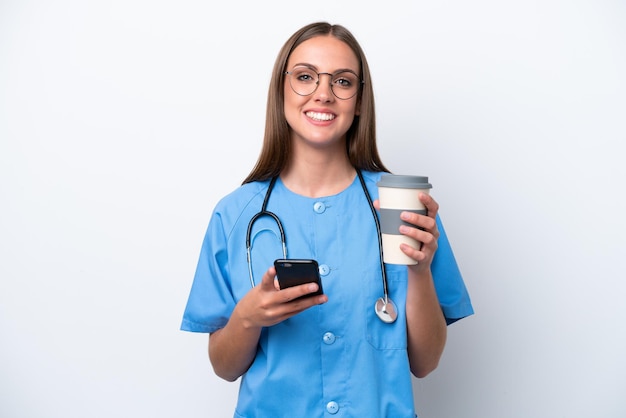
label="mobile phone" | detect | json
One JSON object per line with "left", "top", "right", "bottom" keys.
{"left": 274, "top": 259, "right": 324, "bottom": 298}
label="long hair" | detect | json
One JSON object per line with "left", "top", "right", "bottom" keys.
{"left": 242, "top": 22, "right": 389, "bottom": 184}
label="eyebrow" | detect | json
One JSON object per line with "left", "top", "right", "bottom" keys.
{"left": 290, "top": 62, "right": 359, "bottom": 75}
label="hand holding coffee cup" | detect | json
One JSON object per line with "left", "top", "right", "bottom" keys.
{"left": 377, "top": 175, "right": 432, "bottom": 265}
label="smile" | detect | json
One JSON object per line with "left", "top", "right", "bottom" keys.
{"left": 305, "top": 111, "right": 335, "bottom": 121}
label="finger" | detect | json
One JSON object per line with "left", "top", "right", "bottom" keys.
{"left": 373, "top": 199, "right": 380, "bottom": 211}
{"left": 398, "top": 229, "right": 438, "bottom": 263}
{"left": 277, "top": 282, "right": 321, "bottom": 301}
{"left": 399, "top": 221, "right": 439, "bottom": 246}
{"left": 268, "top": 292, "right": 328, "bottom": 324}
{"left": 260, "top": 266, "right": 278, "bottom": 290}
{"left": 419, "top": 193, "right": 439, "bottom": 218}
{"left": 400, "top": 242, "right": 424, "bottom": 262}
{"left": 279, "top": 283, "right": 327, "bottom": 306}
{"left": 400, "top": 211, "right": 436, "bottom": 232}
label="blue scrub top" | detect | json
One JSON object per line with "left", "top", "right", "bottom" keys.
{"left": 181, "top": 171, "right": 473, "bottom": 418}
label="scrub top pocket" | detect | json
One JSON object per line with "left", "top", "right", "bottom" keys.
{"left": 363, "top": 265, "right": 408, "bottom": 350}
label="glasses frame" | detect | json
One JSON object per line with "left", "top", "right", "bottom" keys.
{"left": 284, "top": 67, "right": 364, "bottom": 100}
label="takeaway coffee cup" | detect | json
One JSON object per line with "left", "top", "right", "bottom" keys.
{"left": 377, "top": 174, "right": 432, "bottom": 265}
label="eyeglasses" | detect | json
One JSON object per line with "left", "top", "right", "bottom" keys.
{"left": 284, "top": 66, "right": 363, "bottom": 100}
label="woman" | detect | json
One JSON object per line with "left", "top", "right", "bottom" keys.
{"left": 181, "top": 22, "right": 473, "bottom": 417}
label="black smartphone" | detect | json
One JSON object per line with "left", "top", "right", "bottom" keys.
{"left": 274, "top": 259, "right": 324, "bottom": 298}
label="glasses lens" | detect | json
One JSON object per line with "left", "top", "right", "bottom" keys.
{"left": 289, "top": 67, "right": 318, "bottom": 96}
{"left": 288, "top": 67, "right": 361, "bottom": 100}
{"left": 331, "top": 71, "right": 360, "bottom": 100}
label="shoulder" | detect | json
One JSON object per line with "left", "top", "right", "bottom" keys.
{"left": 360, "top": 170, "right": 386, "bottom": 182}
{"left": 211, "top": 180, "right": 272, "bottom": 228}
{"left": 214, "top": 180, "right": 270, "bottom": 211}
{"left": 358, "top": 170, "right": 387, "bottom": 196}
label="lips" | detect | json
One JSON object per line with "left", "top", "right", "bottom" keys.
{"left": 305, "top": 111, "right": 336, "bottom": 121}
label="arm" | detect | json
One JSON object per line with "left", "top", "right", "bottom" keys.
{"left": 405, "top": 265, "right": 447, "bottom": 378}
{"left": 208, "top": 266, "right": 328, "bottom": 381}
{"left": 394, "top": 194, "right": 448, "bottom": 377}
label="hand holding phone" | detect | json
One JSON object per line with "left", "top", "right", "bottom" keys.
{"left": 274, "top": 259, "right": 324, "bottom": 299}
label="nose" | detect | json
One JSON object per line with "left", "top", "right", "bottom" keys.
{"left": 314, "top": 73, "right": 334, "bottom": 102}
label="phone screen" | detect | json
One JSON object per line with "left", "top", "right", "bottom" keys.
{"left": 274, "top": 259, "right": 324, "bottom": 298}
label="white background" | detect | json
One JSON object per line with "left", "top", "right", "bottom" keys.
{"left": 1, "top": 1, "right": 625, "bottom": 417}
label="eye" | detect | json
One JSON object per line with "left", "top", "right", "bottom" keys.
{"left": 334, "top": 77, "right": 352, "bottom": 88}
{"left": 292, "top": 68, "right": 317, "bottom": 83}
{"left": 333, "top": 72, "right": 358, "bottom": 89}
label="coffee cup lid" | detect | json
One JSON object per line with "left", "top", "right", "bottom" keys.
{"left": 377, "top": 174, "right": 432, "bottom": 189}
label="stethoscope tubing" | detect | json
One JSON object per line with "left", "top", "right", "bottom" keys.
{"left": 355, "top": 170, "right": 390, "bottom": 306}
{"left": 245, "top": 177, "right": 287, "bottom": 288}
{"left": 245, "top": 169, "right": 396, "bottom": 323}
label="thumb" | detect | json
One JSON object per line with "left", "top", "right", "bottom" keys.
{"left": 260, "top": 266, "right": 278, "bottom": 291}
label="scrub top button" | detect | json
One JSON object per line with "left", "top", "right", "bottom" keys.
{"left": 322, "top": 332, "right": 336, "bottom": 345}
{"left": 326, "top": 401, "right": 339, "bottom": 414}
{"left": 318, "top": 264, "right": 330, "bottom": 276}
{"left": 313, "top": 201, "right": 326, "bottom": 213}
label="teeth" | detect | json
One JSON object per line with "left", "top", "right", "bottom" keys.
{"left": 306, "top": 111, "right": 335, "bottom": 121}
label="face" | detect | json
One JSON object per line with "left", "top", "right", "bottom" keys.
{"left": 283, "top": 35, "right": 361, "bottom": 151}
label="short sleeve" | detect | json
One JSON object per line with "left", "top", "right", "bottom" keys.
{"left": 432, "top": 215, "right": 474, "bottom": 325}
{"left": 180, "top": 211, "right": 236, "bottom": 333}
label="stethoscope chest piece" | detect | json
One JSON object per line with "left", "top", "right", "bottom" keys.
{"left": 375, "top": 297, "right": 398, "bottom": 324}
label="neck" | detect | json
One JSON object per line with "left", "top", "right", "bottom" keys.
{"left": 280, "top": 154, "right": 356, "bottom": 198}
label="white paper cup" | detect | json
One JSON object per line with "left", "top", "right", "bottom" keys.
{"left": 377, "top": 174, "right": 432, "bottom": 265}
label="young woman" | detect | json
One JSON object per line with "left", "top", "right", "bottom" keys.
{"left": 181, "top": 22, "right": 473, "bottom": 417}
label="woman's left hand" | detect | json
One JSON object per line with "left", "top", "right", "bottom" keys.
{"left": 398, "top": 192, "right": 440, "bottom": 272}
{"left": 374, "top": 192, "right": 440, "bottom": 272}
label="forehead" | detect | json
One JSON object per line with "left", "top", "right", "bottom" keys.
{"left": 287, "top": 35, "right": 359, "bottom": 72}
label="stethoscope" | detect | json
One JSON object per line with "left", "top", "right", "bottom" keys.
{"left": 245, "top": 169, "right": 398, "bottom": 324}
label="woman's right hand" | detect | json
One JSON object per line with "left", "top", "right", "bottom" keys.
{"left": 209, "top": 266, "right": 327, "bottom": 381}
{"left": 236, "top": 266, "right": 328, "bottom": 329}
